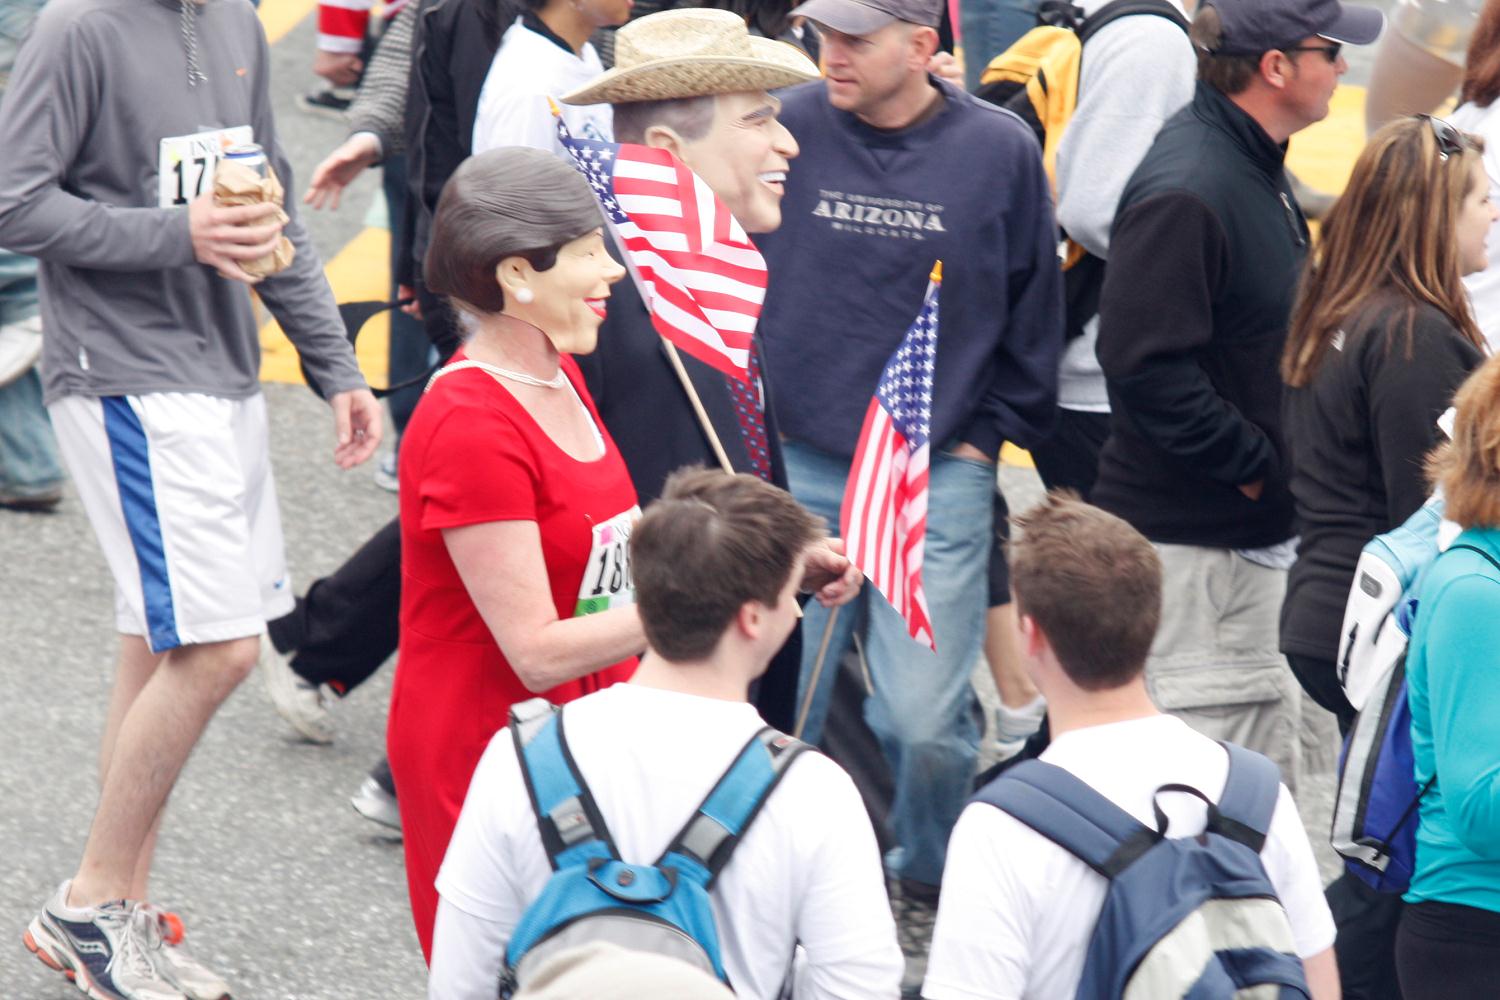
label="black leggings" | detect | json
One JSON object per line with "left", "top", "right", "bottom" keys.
{"left": 1396, "top": 899, "right": 1500, "bottom": 999}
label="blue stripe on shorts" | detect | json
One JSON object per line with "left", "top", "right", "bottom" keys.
{"left": 101, "top": 397, "right": 180, "bottom": 652}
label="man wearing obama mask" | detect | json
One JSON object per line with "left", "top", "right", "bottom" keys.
{"left": 562, "top": 8, "right": 838, "bottom": 729}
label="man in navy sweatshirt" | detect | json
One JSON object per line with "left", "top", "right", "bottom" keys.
{"left": 754, "top": 0, "right": 1063, "bottom": 984}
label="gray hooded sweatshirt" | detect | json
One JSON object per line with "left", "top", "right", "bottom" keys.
{"left": 0, "top": 0, "right": 365, "bottom": 403}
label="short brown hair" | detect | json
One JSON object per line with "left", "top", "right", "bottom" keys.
{"left": 1008, "top": 493, "right": 1162, "bottom": 690}
{"left": 1427, "top": 355, "right": 1500, "bottom": 530}
{"left": 610, "top": 96, "right": 716, "bottom": 145}
{"left": 424, "top": 147, "right": 602, "bottom": 314}
{"left": 1191, "top": 5, "right": 1261, "bottom": 95}
{"left": 632, "top": 468, "right": 825, "bottom": 661}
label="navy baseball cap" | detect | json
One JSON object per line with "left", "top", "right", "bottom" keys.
{"left": 788, "top": 0, "right": 944, "bottom": 35}
{"left": 1203, "top": 0, "right": 1384, "bottom": 54}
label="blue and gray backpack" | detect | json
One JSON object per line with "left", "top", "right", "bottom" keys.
{"left": 498, "top": 698, "right": 808, "bottom": 998}
{"left": 973, "top": 742, "right": 1311, "bottom": 999}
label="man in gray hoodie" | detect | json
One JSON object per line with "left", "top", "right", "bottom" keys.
{"left": 0, "top": 1, "right": 381, "bottom": 997}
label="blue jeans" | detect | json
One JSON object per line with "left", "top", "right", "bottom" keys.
{"left": 381, "top": 154, "right": 429, "bottom": 443}
{"left": 961, "top": 0, "right": 1041, "bottom": 91}
{"left": 785, "top": 439, "right": 992, "bottom": 887}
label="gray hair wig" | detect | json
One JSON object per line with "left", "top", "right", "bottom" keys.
{"left": 424, "top": 147, "right": 603, "bottom": 314}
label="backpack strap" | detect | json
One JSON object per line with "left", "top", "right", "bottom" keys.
{"left": 974, "top": 760, "right": 1160, "bottom": 878}
{"left": 658, "top": 727, "right": 808, "bottom": 891}
{"left": 1078, "top": 0, "right": 1188, "bottom": 43}
{"left": 1208, "top": 742, "right": 1280, "bottom": 853}
{"left": 1448, "top": 543, "right": 1500, "bottom": 573}
{"left": 509, "top": 698, "right": 618, "bottom": 871}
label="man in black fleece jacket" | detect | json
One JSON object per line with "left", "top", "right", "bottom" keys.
{"left": 1091, "top": 0, "right": 1380, "bottom": 790}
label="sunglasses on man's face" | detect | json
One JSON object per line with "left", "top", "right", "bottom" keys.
{"left": 1282, "top": 41, "right": 1342, "bottom": 63}
{"left": 1420, "top": 114, "right": 1468, "bottom": 160}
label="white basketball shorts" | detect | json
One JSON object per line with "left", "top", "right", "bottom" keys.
{"left": 49, "top": 392, "right": 294, "bottom": 653}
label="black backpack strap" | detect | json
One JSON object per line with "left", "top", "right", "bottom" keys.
{"left": 658, "top": 727, "right": 808, "bottom": 890}
{"left": 1209, "top": 742, "right": 1281, "bottom": 853}
{"left": 509, "top": 698, "right": 619, "bottom": 871}
{"left": 1078, "top": 0, "right": 1188, "bottom": 43}
{"left": 973, "top": 760, "right": 1160, "bottom": 878}
{"left": 1448, "top": 543, "right": 1500, "bottom": 573}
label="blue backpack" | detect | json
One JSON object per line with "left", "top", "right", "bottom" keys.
{"left": 1331, "top": 541, "right": 1500, "bottom": 892}
{"left": 499, "top": 698, "right": 808, "bottom": 997}
{"left": 974, "top": 742, "right": 1311, "bottom": 1000}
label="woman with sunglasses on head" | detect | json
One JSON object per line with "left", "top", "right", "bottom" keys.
{"left": 1281, "top": 115, "right": 1494, "bottom": 735}
{"left": 1397, "top": 353, "right": 1500, "bottom": 998}
{"left": 1279, "top": 119, "right": 1493, "bottom": 1000}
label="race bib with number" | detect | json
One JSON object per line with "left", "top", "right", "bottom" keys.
{"left": 574, "top": 507, "right": 640, "bottom": 617}
{"left": 157, "top": 125, "right": 253, "bottom": 208}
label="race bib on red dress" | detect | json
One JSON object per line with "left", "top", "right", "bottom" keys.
{"left": 574, "top": 506, "right": 640, "bottom": 617}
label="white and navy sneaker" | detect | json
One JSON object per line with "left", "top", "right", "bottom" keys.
{"left": 141, "top": 906, "right": 232, "bottom": 1000}
{"left": 23, "top": 883, "right": 185, "bottom": 1000}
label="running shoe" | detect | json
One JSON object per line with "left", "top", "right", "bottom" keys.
{"left": 258, "top": 634, "right": 334, "bottom": 744}
{"left": 294, "top": 87, "right": 354, "bottom": 120}
{"left": 24, "top": 883, "right": 186, "bottom": 1000}
{"left": 350, "top": 774, "right": 402, "bottom": 834}
{"left": 140, "top": 906, "right": 231, "bottom": 1000}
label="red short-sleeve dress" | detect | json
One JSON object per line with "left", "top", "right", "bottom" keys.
{"left": 387, "top": 349, "right": 638, "bottom": 959}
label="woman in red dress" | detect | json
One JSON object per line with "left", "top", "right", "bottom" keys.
{"left": 388, "top": 148, "right": 640, "bottom": 958}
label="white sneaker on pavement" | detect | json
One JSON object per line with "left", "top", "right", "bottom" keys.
{"left": 25, "top": 882, "right": 186, "bottom": 1000}
{"left": 258, "top": 633, "right": 334, "bottom": 744}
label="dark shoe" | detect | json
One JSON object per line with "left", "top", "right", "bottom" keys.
{"left": 0, "top": 482, "right": 62, "bottom": 511}
{"left": 295, "top": 87, "right": 353, "bottom": 120}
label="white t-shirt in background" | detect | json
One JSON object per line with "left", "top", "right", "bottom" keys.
{"left": 471, "top": 15, "right": 613, "bottom": 159}
{"left": 428, "top": 683, "right": 903, "bottom": 1000}
{"left": 922, "top": 714, "right": 1336, "bottom": 1000}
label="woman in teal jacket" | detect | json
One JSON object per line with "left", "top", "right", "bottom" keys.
{"left": 1399, "top": 353, "right": 1500, "bottom": 998}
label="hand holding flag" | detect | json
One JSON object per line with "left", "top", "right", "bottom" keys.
{"left": 839, "top": 262, "right": 942, "bottom": 651}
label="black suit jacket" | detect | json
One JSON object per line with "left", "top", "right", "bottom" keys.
{"left": 576, "top": 267, "right": 803, "bottom": 732}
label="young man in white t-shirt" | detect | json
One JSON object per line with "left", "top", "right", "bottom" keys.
{"left": 923, "top": 494, "right": 1340, "bottom": 1000}
{"left": 428, "top": 468, "right": 903, "bottom": 1000}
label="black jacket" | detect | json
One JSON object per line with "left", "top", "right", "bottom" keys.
{"left": 1092, "top": 81, "right": 1310, "bottom": 548}
{"left": 576, "top": 258, "right": 801, "bottom": 730}
{"left": 1280, "top": 296, "right": 1483, "bottom": 661}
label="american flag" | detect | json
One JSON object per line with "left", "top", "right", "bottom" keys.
{"left": 839, "top": 264, "right": 942, "bottom": 651}
{"left": 553, "top": 109, "right": 760, "bottom": 381}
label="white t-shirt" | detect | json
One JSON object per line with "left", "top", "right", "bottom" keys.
{"left": 428, "top": 684, "right": 903, "bottom": 1000}
{"left": 1451, "top": 100, "right": 1500, "bottom": 353}
{"left": 471, "top": 16, "right": 612, "bottom": 159}
{"left": 922, "top": 715, "right": 1336, "bottom": 1000}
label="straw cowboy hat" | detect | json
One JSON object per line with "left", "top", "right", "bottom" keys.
{"left": 560, "top": 8, "right": 820, "bottom": 107}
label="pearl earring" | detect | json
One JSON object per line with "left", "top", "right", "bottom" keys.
{"left": 514, "top": 288, "right": 534, "bottom": 305}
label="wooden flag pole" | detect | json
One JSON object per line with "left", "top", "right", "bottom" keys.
{"left": 794, "top": 606, "right": 840, "bottom": 739}
{"left": 663, "top": 340, "right": 736, "bottom": 475}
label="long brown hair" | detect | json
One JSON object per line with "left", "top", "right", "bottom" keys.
{"left": 1462, "top": 0, "right": 1500, "bottom": 107}
{"left": 1282, "top": 118, "right": 1487, "bottom": 388}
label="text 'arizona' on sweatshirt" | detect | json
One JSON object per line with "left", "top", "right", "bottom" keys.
{"left": 0, "top": 0, "right": 365, "bottom": 404}
{"left": 757, "top": 77, "right": 1064, "bottom": 461}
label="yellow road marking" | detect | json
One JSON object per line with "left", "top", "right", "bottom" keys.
{"left": 257, "top": 0, "right": 319, "bottom": 47}
{"left": 260, "top": 227, "right": 392, "bottom": 385}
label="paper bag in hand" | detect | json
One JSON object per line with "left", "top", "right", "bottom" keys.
{"left": 213, "top": 156, "right": 296, "bottom": 278}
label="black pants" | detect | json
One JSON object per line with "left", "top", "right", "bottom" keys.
{"left": 1029, "top": 407, "right": 1110, "bottom": 500}
{"left": 267, "top": 517, "right": 401, "bottom": 693}
{"left": 1396, "top": 900, "right": 1500, "bottom": 999}
{"left": 1328, "top": 873, "right": 1406, "bottom": 1000}
{"left": 1285, "top": 652, "right": 1357, "bottom": 736}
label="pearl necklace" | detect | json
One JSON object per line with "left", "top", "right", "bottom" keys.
{"left": 427, "top": 359, "right": 567, "bottom": 391}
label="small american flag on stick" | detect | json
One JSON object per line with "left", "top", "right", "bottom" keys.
{"left": 840, "top": 262, "right": 942, "bottom": 650}
{"left": 552, "top": 102, "right": 760, "bottom": 382}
